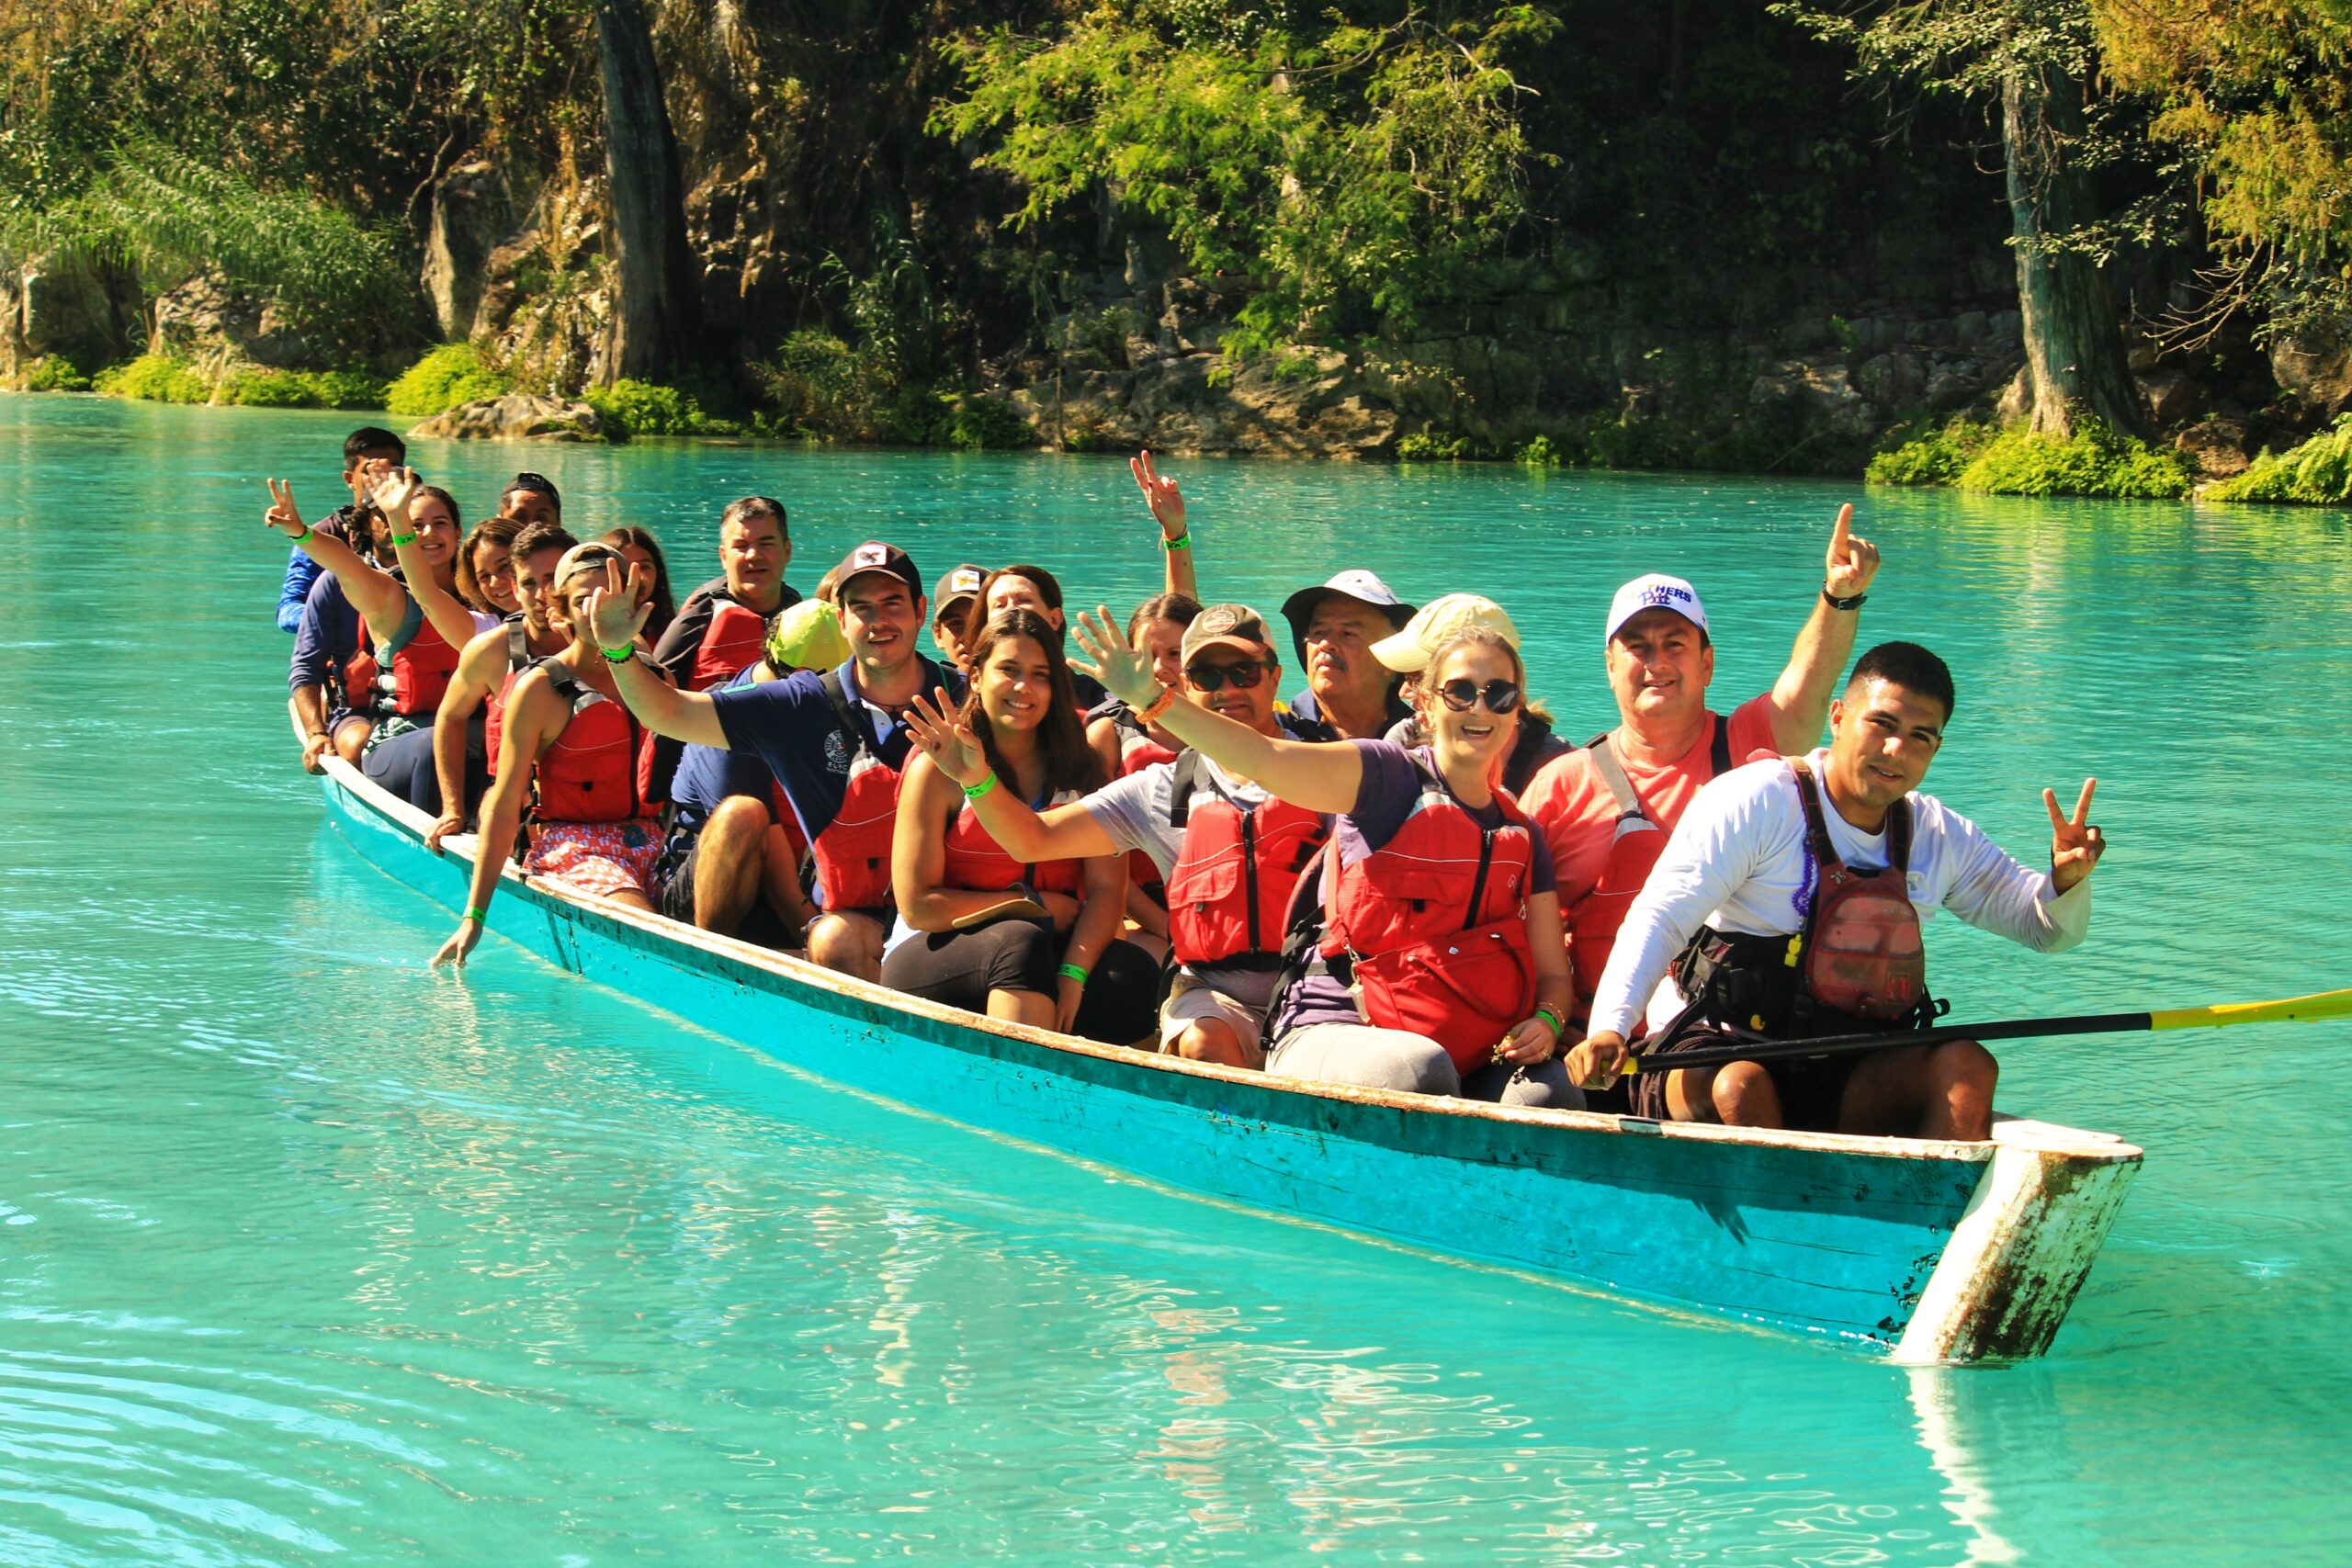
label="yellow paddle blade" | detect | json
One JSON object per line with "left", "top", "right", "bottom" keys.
{"left": 2148, "top": 987, "right": 2352, "bottom": 1032}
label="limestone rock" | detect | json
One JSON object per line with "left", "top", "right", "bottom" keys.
{"left": 2176, "top": 417, "right": 2250, "bottom": 479}
{"left": 408, "top": 393, "right": 605, "bottom": 442}
{"left": 424, "top": 162, "right": 517, "bottom": 340}
{"left": 1749, "top": 356, "right": 1874, "bottom": 439}
{"left": 18, "top": 254, "right": 141, "bottom": 364}
{"left": 2268, "top": 331, "right": 2352, "bottom": 418}
{"left": 2135, "top": 367, "right": 2201, "bottom": 427}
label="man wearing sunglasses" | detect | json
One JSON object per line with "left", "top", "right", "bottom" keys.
{"left": 905, "top": 604, "right": 1325, "bottom": 1069}
{"left": 1520, "top": 503, "right": 1882, "bottom": 1052}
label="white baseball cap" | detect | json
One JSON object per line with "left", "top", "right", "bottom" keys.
{"left": 1604, "top": 573, "right": 1708, "bottom": 642}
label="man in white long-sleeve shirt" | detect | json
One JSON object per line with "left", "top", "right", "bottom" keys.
{"left": 1577, "top": 641, "right": 2107, "bottom": 1139}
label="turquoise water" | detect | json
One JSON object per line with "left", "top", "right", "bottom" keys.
{"left": 1, "top": 393, "right": 2346, "bottom": 1564}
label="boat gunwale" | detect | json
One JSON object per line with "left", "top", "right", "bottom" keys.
{"left": 318, "top": 757, "right": 2142, "bottom": 1171}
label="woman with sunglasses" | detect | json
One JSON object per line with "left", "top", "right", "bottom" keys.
{"left": 882, "top": 609, "right": 1159, "bottom": 1044}
{"left": 1073, "top": 612, "right": 1596, "bottom": 1107}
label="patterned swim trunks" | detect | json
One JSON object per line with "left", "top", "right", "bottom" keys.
{"left": 524, "top": 819, "right": 665, "bottom": 902}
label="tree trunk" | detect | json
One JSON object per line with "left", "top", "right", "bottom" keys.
{"left": 2001, "top": 65, "right": 2143, "bottom": 437}
{"left": 597, "top": 0, "right": 699, "bottom": 385}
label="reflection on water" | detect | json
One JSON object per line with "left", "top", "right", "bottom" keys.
{"left": 0, "top": 396, "right": 2345, "bottom": 1562}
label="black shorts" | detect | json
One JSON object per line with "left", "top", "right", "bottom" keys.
{"left": 1628, "top": 1026, "right": 1864, "bottom": 1132}
{"left": 654, "top": 817, "right": 800, "bottom": 950}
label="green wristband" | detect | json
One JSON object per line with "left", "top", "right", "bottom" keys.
{"left": 600, "top": 644, "right": 636, "bottom": 664}
{"left": 390, "top": 531, "right": 419, "bottom": 547}
{"left": 962, "top": 771, "right": 999, "bottom": 801}
{"left": 291, "top": 525, "right": 312, "bottom": 544}
{"left": 1057, "top": 962, "right": 1090, "bottom": 984}
{"left": 462, "top": 906, "right": 489, "bottom": 925}
{"left": 1161, "top": 533, "right": 1191, "bottom": 551}
{"left": 1534, "top": 1008, "right": 1565, "bottom": 1040}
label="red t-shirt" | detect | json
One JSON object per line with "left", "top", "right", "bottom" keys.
{"left": 1518, "top": 692, "right": 1781, "bottom": 946}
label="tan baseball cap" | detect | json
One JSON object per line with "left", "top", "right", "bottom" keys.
{"left": 1371, "top": 593, "right": 1521, "bottom": 672}
{"left": 1181, "top": 604, "right": 1277, "bottom": 663}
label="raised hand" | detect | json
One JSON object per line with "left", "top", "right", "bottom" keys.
{"left": 1070, "top": 605, "right": 1158, "bottom": 706}
{"left": 1824, "top": 503, "right": 1881, "bottom": 599}
{"left": 904, "top": 687, "right": 989, "bottom": 787}
{"left": 1130, "top": 449, "right": 1186, "bottom": 538}
{"left": 369, "top": 465, "right": 424, "bottom": 529}
{"left": 265, "top": 478, "right": 309, "bottom": 538}
{"left": 2044, "top": 778, "right": 2106, "bottom": 891}
{"left": 581, "top": 558, "right": 651, "bottom": 650}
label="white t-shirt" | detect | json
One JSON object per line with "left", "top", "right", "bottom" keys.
{"left": 1588, "top": 750, "right": 2093, "bottom": 1040}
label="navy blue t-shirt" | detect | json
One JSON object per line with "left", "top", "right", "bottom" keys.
{"left": 670, "top": 667, "right": 778, "bottom": 832}
{"left": 710, "top": 655, "right": 960, "bottom": 906}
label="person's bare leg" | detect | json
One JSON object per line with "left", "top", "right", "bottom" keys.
{"left": 608, "top": 888, "right": 657, "bottom": 912}
{"left": 1840, "top": 1039, "right": 1997, "bottom": 1140}
{"left": 758, "top": 826, "right": 814, "bottom": 946}
{"left": 808, "top": 911, "right": 884, "bottom": 981}
{"left": 691, "top": 795, "right": 768, "bottom": 936}
{"left": 333, "top": 716, "right": 375, "bottom": 764}
{"left": 988, "top": 987, "right": 1055, "bottom": 1028}
{"left": 1665, "top": 1059, "right": 1783, "bottom": 1126}
{"left": 1172, "top": 1019, "right": 1261, "bottom": 1069}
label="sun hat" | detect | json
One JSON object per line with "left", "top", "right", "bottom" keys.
{"left": 1278, "top": 570, "right": 1415, "bottom": 664}
{"left": 1604, "top": 573, "right": 1709, "bottom": 642}
{"left": 1370, "top": 593, "right": 1521, "bottom": 673}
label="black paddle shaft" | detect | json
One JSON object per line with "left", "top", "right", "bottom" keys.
{"left": 1626, "top": 1010, "right": 2155, "bottom": 1077}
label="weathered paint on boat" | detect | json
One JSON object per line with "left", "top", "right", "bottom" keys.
{"left": 317, "top": 760, "right": 2141, "bottom": 1362}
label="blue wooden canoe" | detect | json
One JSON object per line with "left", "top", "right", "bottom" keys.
{"left": 317, "top": 760, "right": 2140, "bottom": 1363}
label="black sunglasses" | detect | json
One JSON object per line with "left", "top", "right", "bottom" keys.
{"left": 1185, "top": 660, "right": 1272, "bottom": 693}
{"left": 1436, "top": 678, "right": 1523, "bottom": 714}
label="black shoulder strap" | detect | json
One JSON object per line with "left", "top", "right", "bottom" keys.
{"left": 539, "top": 661, "right": 601, "bottom": 716}
{"left": 1889, "top": 795, "right": 1913, "bottom": 874}
{"left": 1708, "top": 712, "right": 1733, "bottom": 777}
{"left": 820, "top": 669, "right": 871, "bottom": 761}
{"left": 1788, "top": 758, "right": 1844, "bottom": 874}
{"left": 505, "top": 616, "right": 527, "bottom": 669}
{"left": 1167, "top": 748, "right": 1203, "bottom": 829}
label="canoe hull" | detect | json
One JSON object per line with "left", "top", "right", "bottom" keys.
{"left": 320, "top": 763, "right": 2139, "bottom": 1361}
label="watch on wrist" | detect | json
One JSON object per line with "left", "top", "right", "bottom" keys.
{"left": 1822, "top": 586, "right": 1867, "bottom": 612}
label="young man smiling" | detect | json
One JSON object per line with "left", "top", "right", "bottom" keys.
{"left": 585, "top": 540, "right": 958, "bottom": 981}
{"left": 1574, "top": 642, "right": 2107, "bottom": 1139}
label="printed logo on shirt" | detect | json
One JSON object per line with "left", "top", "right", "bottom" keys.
{"left": 822, "top": 728, "right": 851, "bottom": 774}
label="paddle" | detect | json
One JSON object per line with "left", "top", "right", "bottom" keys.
{"left": 1620, "top": 987, "right": 2352, "bottom": 1077}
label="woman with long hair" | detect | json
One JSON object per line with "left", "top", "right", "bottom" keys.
{"left": 456, "top": 514, "right": 524, "bottom": 617}
{"left": 883, "top": 609, "right": 1159, "bottom": 1043}
{"left": 1074, "top": 614, "right": 1591, "bottom": 1106}
{"left": 603, "top": 525, "right": 678, "bottom": 644}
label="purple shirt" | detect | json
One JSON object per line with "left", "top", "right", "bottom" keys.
{"left": 1272, "top": 740, "right": 1555, "bottom": 1037}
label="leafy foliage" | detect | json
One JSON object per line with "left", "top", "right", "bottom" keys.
{"left": 938, "top": 4, "right": 1560, "bottom": 355}
{"left": 386, "top": 344, "right": 514, "bottom": 418}
{"left": 23, "top": 355, "right": 91, "bottom": 391}
{"left": 219, "top": 367, "right": 390, "bottom": 410}
{"left": 1954, "top": 421, "right": 2193, "bottom": 498}
{"left": 2206, "top": 414, "right": 2352, "bottom": 503}
{"left": 1866, "top": 418, "right": 1996, "bottom": 485}
{"left": 92, "top": 355, "right": 211, "bottom": 403}
{"left": 582, "top": 379, "right": 741, "bottom": 439}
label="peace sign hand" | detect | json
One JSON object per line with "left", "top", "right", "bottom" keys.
{"left": 2043, "top": 778, "right": 2105, "bottom": 891}
{"left": 1071, "top": 605, "right": 1159, "bottom": 707}
{"left": 903, "top": 687, "right": 989, "bottom": 788}
{"left": 1130, "top": 449, "right": 1186, "bottom": 538}
{"left": 265, "top": 479, "right": 309, "bottom": 539}
{"left": 1825, "top": 503, "right": 1881, "bottom": 599}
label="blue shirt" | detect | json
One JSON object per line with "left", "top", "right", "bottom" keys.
{"left": 711, "top": 656, "right": 962, "bottom": 907}
{"left": 275, "top": 506, "right": 361, "bottom": 633}
{"left": 289, "top": 570, "right": 362, "bottom": 696}
{"left": 670, "top": 666, "right": 779, "bottom": 831}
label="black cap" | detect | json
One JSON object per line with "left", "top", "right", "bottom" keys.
{"left": 933, "top": 562, "right": 987, "bottom": 616}
{"left": 832, "top": 540, "right": 923, "bottom": 601}
{"left": 506, "top": 471, "right": 560, "bottom": 501}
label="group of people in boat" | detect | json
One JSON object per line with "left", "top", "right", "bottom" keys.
{"left": 273, "top": 427, "right": 2107, "bottom": 1144}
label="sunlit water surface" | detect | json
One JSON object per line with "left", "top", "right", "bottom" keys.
{"left": 0, "top": 395, "right": 2346, "bottom": 1564}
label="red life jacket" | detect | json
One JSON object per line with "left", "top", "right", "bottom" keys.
{"left": 688, "top": 588, "right": 773, "bottom": 692}
{"left": 806, "top": 670, "right": 902, "bottom": 912}
{"left": 938, "top": 790, "right": 1085, "bottom": 897}
{"left": 531, "top": 663, "right": 656, "bottom": 824}
{"left": 1164, "top": 749, "right": 1329, "bottom": 969}
{"left": 1790, "top": 758, "right": 1925, "bottom": 1021}
{"left": 376, "top": 596, "right": 463, "bottom": 716}
{"left": 1322, "top": 755, "right": 1540, "bottom": 1073}
{"left": 1568, "top": 718, "right": 1733, "bottom": 998}
{"left": 341, "top": 629, "right": 380, "bottom": 714}
{"left": 483, "top": 619, "right": 532, "bottom": 779}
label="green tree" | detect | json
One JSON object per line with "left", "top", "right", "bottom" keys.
{"left": 935, "top": 1, "right": 1560, "bottom": 356}
{"left": 1780, "top": 0, "right": 2149, "bottom": 436}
